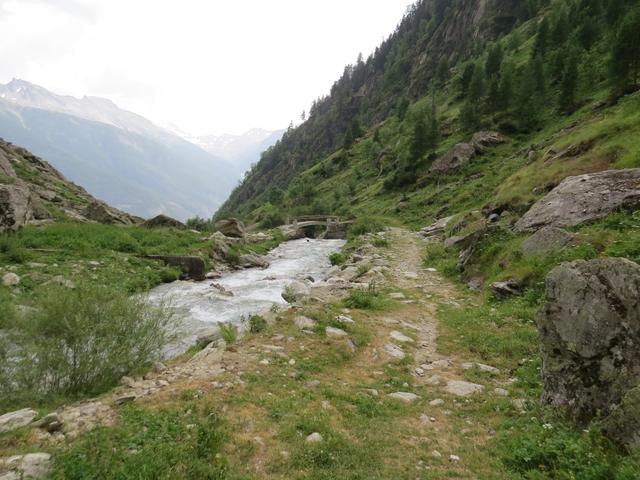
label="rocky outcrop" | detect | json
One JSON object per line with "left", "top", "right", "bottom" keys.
{"left": 538, "top": 258, "right": 640, "bottom": 447}
{"left": 0, "top": 139, "right": 138, "bottom": 229}
{"left": 238, "top": 253, "right": 270, "bottom": 269}
{"left": 418, "top": 216, "right": 453, "bottom": 240}
{"left": 430, "top": 131, "right": 507, "bottom": 174}
{"left": 430, "top": 143, "right": 476, "bottom": 174}
{"left": 491, "top": 280, "right": 523, "bottom": 299}
{"left": 215, "top": 218, "right": 245, "bottom": 238}
{"left": 521, "top": 226, "right": 574, "bottom": 257}
{"left": 145, "top": 255, "right": 206, "bottom": 281}
{"left": 142, "top": 214, "right": 186, "bottom": 229}
{"left": 515, "top": 169, "right": 640, "bottom": 232}
{"left": 0, "top": 184, "right": 34, "bottom": 232}
{"left": 0, "top": 453, "right": 51, "bottom": 479}
{"left": 0, "top": 408, "right": 37, "bottom": 434}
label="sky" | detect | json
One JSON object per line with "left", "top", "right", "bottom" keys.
{"left": 0, "top": 0, "right": 413, "bottom": 136}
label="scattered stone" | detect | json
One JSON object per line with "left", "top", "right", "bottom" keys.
{"left": 154, "top": 362, "right": 168, "bottom": 373}
{"left": 383, "top": 344, "right": 405, "bottom": 360}
{"left": 414, "top": 367, "right": 425, "bottom": 377}
{"left": 515, "top": 169, "right": 640, "bottom": 232}
{"left": 425, "top": 375, "right": 442, "bottom": 386}
{"left": 283, "top": 281, "right": 311, "bottom": 303}
{"left": 306, "top": 432, "right": 323, "bottom": 443}
{"left": 389, "top": 330, "right": 414, "bottom": 343}
{"left": 538, "top": 257, "right": 640, "bottom": 443}
{"left": 1, "top": 273, "right": 20, "bottom": 286}
{"left": 294, "top": 316, "right": 317, "bottom": 330}
{"left": 422, "top": 359, "right": 452, "bottom": 370}
{"left": 33, "top": 413, "right": 62, "bottom": 433}
{"left": 305, "top": 380, "right": 321, "bottom": 388}
{"left": 491, "top": 280, "right": 523, "bottom": 300}
{"left": 214, "top": 218, "right": 245, "bottom": 238}
{"left": 429, "top": 399, "right": 445, "bottom": 407}
{"left": 326, "top": 327, "right": 347, "bottom": 338}
{"left": 462, "top": 362, "right": 500, "bottom": 375}
{"left": 471, "top": 131, "right": 507, "bottom": 151}
{"left": 431, "top": 450, "right": 442, "bottom": 459}
{"left": 494, "top": 388, "right": 510, "bottom": 397}
{"left": 388, "top": 292, "right": 406, "bottom": 300}
{"left": 430, "top": 143, "right": 476, "bottom": 174}
{"left": 389, "top": 392, "right": 419, "bottom": 403}
{"left": 238, "top": 253, "right": 270, "bottom": 269}
{"left": 365, "top": 389, "right": 379, "bottom": 397}
{"left": 336, "top": 314, "right": 354, "bottom": 324}
{"left": 445, "top": 380, "right": 484, "bottom": 397}
{"left": 115, "top": 395, "right": 136, "bottom": 406}
{"left": 0, "top": 408, "right": 37, "bottom": 434}
{"left": 0, "top": 453, "right": 51, "bottom": 479}
{"left": 521, "top": 226, "right": 574, "bottom": 257}
{"left": 449, "top": 454, "right": 461, "bottom": 463}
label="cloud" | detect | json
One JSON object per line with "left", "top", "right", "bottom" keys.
{"left": 0, "top": 0, "right": 101, "bottom": 21}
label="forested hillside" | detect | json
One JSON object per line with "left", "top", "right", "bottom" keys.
{"left": 217, "top": 0, "right": 640, "bottom": 225}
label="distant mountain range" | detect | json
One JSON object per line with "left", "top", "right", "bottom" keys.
{"left": 0, "top": 79, "right": 282, "bottom": 220}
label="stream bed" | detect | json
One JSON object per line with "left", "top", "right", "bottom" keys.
{"left": 147, "top": 238, "right": 345, "bottom": 356}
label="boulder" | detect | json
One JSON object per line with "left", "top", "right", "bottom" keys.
{"left": 515, "top": 169, "right": 640, "bottom": 232}
{"left": 418, "top": 216, "right": 453, "bottom": 239}
{"left": 0, "top": 184, "right": 33, "bottom": 232}
{"left": 279, "top": 225, "right": 305, "bottom": 241}
{"left": 325, "top": 327, "right": 348, "bottom": 338}
{"left": 521, "top": 226, "right": 574, "bottom": 257}
{"left": 142, "top": 214, "right": 186, "bottom": 229}
{"left": 445, "top": 380, "right": 484, "bottom": 397}
{"left": 215, "top": 218, "right": 245, "bottom": 238}
{"left": 491, "top": 280, "right": 523, "bottom": 299}
{"left": 538, "top": 258, "right": 640, "bottom": 430}
{"left": 145, "top": 255, "right": 206, "bottom": 281}
{"left": 282, "top": 281, "right": 311, "bottom": 303}
{"left": 430, "top": 143, "right": 476, "bottom": 174}
{"left": 388, "top": 392, "right": 419, "bottom": 403}
{"left": 0, "top": 408, "right": 37, "bottom": 433}
{"left": 294, "top": 316, "right": 317, "bottom": 330}
{"left": 1, "top": 273, "right": 20, "bottom": 287}
{"left": 0, "top": 453, "right": 51, "bottom": 479}
{"left": 471, "top": 131, "right": 507, "bottom": 152}
{"left": 209, "top": 232, "right": 232, "bottom": 259}
{"left": 602, "top": 386, "right": 640, "bottom": 450}
{"left": 0, "top": 150, "right": 16, "bottom": 178}
{"left": 238, "top": 253, "right": 270, "bottom": 269}
{"left": 82, "top": 201, "right": 135, "bottom": 225}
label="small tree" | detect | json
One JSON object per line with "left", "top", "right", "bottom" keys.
{"left": 461, "top": 65, "right": 485, "bottom": 130}
{"left": 485, "top": 43, "right": 503, "bottom": 78}
{"left": 533, "top": 17, "right": 550, "bottom": 57}
{"left": 436, "top": 57, "right": 449, "bottom": 87}
{"left": 559, "top": 52, "right": 579, "bottom": 113}
{"left": 460, "top": 63, "right": 476, "bottom": 97}
{"left": 610, "top": 9, "right": 640, "bottom": 96}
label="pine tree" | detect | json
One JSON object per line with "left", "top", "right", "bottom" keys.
{"left": 515, "top": 61, "right": 542, "bottom": 131}
{"left": 396, "top": 97, "right": 410, "bottom": 120}
{"left": 485, "top": 43, "right": 503, "bottom": 78}
{"left": 533, "top": 17, "right": 550, "bottom": 57}
{"left": 461, "top": 66, "right": 485, "bottom": 130}
{"left": 559, "top": 53, "right": 579, "bottom": 113}
{"left": 460, "top": 63, "right": 475, "bottom": 97}
{"left": 410, "top": 115, "right": 429, "bottom": 161}
{"left": 610, "top": 9, "right": 640, "bottom": 96}
{"left": 436, "top": 57, "right": 449, "bottom": 87}
{"left": 497, "top": 62, "right": 514, "bottom": 111}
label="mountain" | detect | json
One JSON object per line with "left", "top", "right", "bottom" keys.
{"left": 0, "top": 138, "right": 138, "bottom": 232}
{"left": 0, "top": 79, "right": 236, "bottom": 220}
{"left": 194, "top": 128, "right": 285, "bottom": 177}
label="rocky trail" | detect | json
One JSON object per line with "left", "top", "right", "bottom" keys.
{"left": 1, "top": 229, "right": 528, "bottom": 479}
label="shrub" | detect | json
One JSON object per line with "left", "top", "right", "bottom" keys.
{"left": 0, "top": 285, "right": 174, "bottom": 404}
{"left": 372, "top": 238, "right": 389, "bottom": 248}
{"left": 0, "top": 234, "right": 27, "bottom": 263}
{"left": 344, "top": 284, "right": 384, "bottom": 310}
{"left": 329, "top": 252, "right": 347, "bottom": 266}
{"left": 248, "top": 315, "right": 267, "bottom": 333}
{"left": 218, "top": 322, "right": 238, "bottom": 345}
{"left": 348, "top": 217, "right": 386, "bottom": 238}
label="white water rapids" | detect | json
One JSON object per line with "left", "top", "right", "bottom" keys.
{"left": 147, "top": 238, "right": 345, "bottom": 356}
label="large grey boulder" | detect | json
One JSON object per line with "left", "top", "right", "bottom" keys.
{"left": 521, "top": 226, "right": 574, "bottom": 257}
{"left": 238, "top": 253, "right": 270, "bottom": 269}
{"left": 538, "top": 258, "right": 640, "bottom": 432}
{"left": 0, "top": 453, "right": 51, "bottom": 479}
{"left": 0, "top": 184, "right": 33, "bottom": 232}
{"left": 215, "top": 218, "right": 245, "bottom": 238}
{"left": 430, "top": 143, "right": 476, "bottom": 174}
{"left": 0, "top": 408, "right": 37, "bottom": 433}
{"left": 602, "top": 386, "right": 640, "bottom": 450}
{"left": 471, "top": 131, "right": 507, "bottom": 152}
{"left": 515, "top": 169, "right": 640, "bottom": 232}
{"left": 142, "top": 214, "right": 186, "bottom": 229}
{"left": 82, "top": 201, "right": 136, "bottom": 225}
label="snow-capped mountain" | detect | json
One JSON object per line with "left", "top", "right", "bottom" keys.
{"left": 0, "top": 79, "right": 236, "bottom": 220}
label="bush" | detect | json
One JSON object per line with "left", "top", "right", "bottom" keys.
{"left": 248, "top": 315, "right": 267, "bottom": 333}
{"left": 0, "top": 285, "right": 174, "bottom": 405}
{"left": 218, "top": 322, "right": 238, "bottom": 345}
{"left": 344, "top": 284, "right": 384, "bottom": 310}
{"left": 329, "top": 252, "right": 347, "bottom": 266}
{"left": 0, "top": 234, "right": 27, "bottom": 263}
{"left": 348, "top": 217, "right": 386, "bottom": 238}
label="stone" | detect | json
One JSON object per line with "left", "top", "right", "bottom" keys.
{"left": 238, "top": 253, "right": 270, "bottom": 269}
{"left": 425, "top": 375, "right": 442, "bottom": 386}
{"left": 0, "top": 453, "right": 52, "bottom": 479}
{"left": 494, "top": 388, "right": 510, "bottom": 397}
{"left": 418, "top": 216, "right": 454, "bottom": 239}
{"left": 33, "top": 413, "right": 62, "bottom": 433}
{"left": 145, "top": 255, "right": 206, "bottom": 281}
{"left": 142, "top": 214, "right": 186, "bottom": 229}
{"left": 294, "top": 316, "right": 317, "bottom": 330}
{"left": 388, "top": 392, "right": 419, "bottom": 403}
{"left": 389, "top": 330, "right": 413, "bottom": 343}
{"left": 0, "top": 408, "right": 37, "bottom": 433}
{"left": 214, "top": 218, "right": 245, "bottom": 238}
{"left": 282, "top": 281, "right": 311, "bottom": 303}
{"left": 471, "top": 131, "right": 507, "bottom": 152}
{"left": 82, "top": 201, "right": 135, "bottom": 225}
{"left": 1, "top": 273, "right": 20, "bottom": 286}
{"left": 430, "top": 143, "right": 476, "bottom": 174}
{"left": 491, "top": 280, "right": 523, "bottom": 300}
{"left": 383, "top": 344, "right": 405, "bottom": 360}
{"left": 449, "top": 454, "right": 461, "bottom": 463}
{"left": 388, "top": 292, "right": 406, "bottom": 300}
{"left": 431, "top": 450, "right": 442, "bottom": 459}
{"left": 336, "top": 314, "right": 354, "bottom": 324}
{"left": 115, "top": 395, "right": 137, "bottom": 406}
{"left": 521, "top": 226, "right": 574, "bottom": 257}
{"left": 306, "top": 432, "right": 323, "bottom": 443}
{"left": 538, "top": 258, "right": 640, "bottom": 430}
{"left": 429, "top": 399, "right": 445, "bottom": 406}
{"left": 445, "top": 380, "right": 484, "bottom": 397}
{"left": 515, "top": 169, "right": 640, "bottom": 232}
{"left": 326, "top": 327, "right": 347, "bottom": 338}
{"left": 0, "top": 184, "right": 33, "bottom": 232}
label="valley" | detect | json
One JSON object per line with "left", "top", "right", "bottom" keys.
{"left": 2, "top": 0, "right": 640, "bottom": 478}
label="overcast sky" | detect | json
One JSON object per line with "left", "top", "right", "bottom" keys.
{"left": 0, "top": 0, "right": 412, "bottom": 135}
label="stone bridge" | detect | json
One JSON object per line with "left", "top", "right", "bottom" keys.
{"left": 284, "top": 215, "right": 355, "bottom": 239}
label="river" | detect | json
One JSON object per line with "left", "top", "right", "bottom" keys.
{"left": 147, "top": 238, "right": 345, "bottom": 356}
